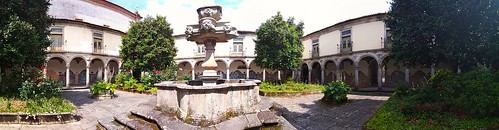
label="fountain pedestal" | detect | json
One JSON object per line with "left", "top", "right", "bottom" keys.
{"left": 155, "top": 3, "right": 261, "bottom": 125}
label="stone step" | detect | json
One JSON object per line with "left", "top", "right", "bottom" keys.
{"left": 131, "top": 109, "right": 199, "bottom": 130}
{"left": 113, "top": 114, "right": 159, "bottom": 130}
{"left": 97, "top": 117, "right": 129, "bottom": 130}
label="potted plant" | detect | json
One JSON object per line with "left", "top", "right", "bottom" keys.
{"left": 90, "top": 81, "right": 116, "bottom": 99}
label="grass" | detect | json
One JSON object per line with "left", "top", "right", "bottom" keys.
{"left": 366, "top": 94, "right": 499, "bottom": 129}
{"left": 259, "top": 81, "right": 325, "bottom": 93}
{"left": 0, "top": 97, "right": 75, "bottom": 114}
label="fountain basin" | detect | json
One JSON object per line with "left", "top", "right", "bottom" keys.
{"left": 155, "top": 79, "right": 261, "bottom": 125}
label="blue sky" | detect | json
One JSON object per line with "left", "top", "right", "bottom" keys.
{"left": 109, "top": 0, "right": 391, "bottom": 35}
{"left": 110, "top": 0, "right": 242, "bottom": 12}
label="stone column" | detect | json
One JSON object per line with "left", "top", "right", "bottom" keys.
{"left": 104, "top": 65, "right": 108, "bottom": 82}
{"left": 191, "top": 67, "right": 195, "bottom": 80}
{"left": 226, "top": 65, "right": 230, "bottom": 80}
{"left": 246, "top": 67, "right": 250, "bottom": 79}
{"left": 336, "top": 68, "right": 340, "bottom": 81}
{"left": 405, "top": 67, "right": 410, "bottom": 83}
{"left": 201, "top": 39, "right": 218, "bottom": 86}
{"left": 66, "top": 64, "right": 70, "bottom": 88}
{"left": 86, "top": 65, "right": 90, "bottom": 87}
{"left": 321, "top": 68, "right": 325, "bottom": 84}
{"left": 277, "top": 70, "right": 281, "bottom": 81}
{"left": 263, "top": 69, "right": 266, "bottom": 82}
{"left": 308, "top": 69, "right": 312, "bottom": 83}
{"left": 354, "top": 65, "right": 359, "bottom": 89}
{"left": 378, "top": 63, "right": 383, "bottom": 89}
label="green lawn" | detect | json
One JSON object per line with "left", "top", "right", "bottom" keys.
{"left": 366, "top": 95, "right": 499, "bottom": 129}
{"left": 259, "top": 81, "right": 325, "bottom": 93}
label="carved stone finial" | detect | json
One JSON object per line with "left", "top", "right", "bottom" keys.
{"left": 185, "top": 26, "right": 193, "bottom": 35}
{"left": 201, "top": 19, "right": 216, "bottom": 33}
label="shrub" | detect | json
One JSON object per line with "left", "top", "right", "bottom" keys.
{"left": 322, "top": 81, "right": 352, "bottom": 103}
{"left": 19, "top": 78, "right": 62, "bottom": 100}
{"left": 124, "top": 78, "right": 139, "bottom": 90}
{"left": 182, "top": 74, "right": 192, "bottom": 81}
{"left": 115, "top": 73, "right": 132, "bottom": 88}
{"left": 90, "top": 81, "right": 116, "bottom": 95}
{"left": 140, "top": 74, "right": 154, "bottom": 89}
{"left": 150, "top": 87, "right": 158, "bottom": 93}
{"left": 136, "top": 83, "right": 146, "bottom": 92}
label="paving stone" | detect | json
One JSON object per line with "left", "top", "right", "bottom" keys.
{"left": 244, "top": 113, "right": 262, "bottom": 128}
{"left": 269, "top": 93, "right": 389, "bottom": 130}
{"left": 257, "top": 111, "right": 279, "bottom": 124}
{"left": 214, "top": 115, "right": 248, "bottom": 130}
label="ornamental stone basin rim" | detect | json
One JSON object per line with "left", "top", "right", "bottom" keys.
{"left": 155, "top": 79, "right": 261, "bottom": 90}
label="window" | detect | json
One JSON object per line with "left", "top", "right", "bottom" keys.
{"left": 385, "top": 27, "right": 391, "bottom": 48}
{"left": 233, "top": 37, "right": 244, "bottom": 53}
{"left": 197, "top": 44, "right": 205, "bottom": 54}
{"left": 50, "top": 28, "right": 63, "bottom": 47}
{"left": 312, "top": 39, "right": 319, "bottom": 58}
{"left": 341, "top": 29, "right": 352, "bottom": 53}
{"left": 93, "top": 32, "right": 103, "bottom": 52}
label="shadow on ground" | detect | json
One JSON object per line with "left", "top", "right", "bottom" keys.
{"left": 62, "top": 89, "right": 99, "bottom": 107}
{"left": 273, "top": 94, "right": 388, "bottom": 130}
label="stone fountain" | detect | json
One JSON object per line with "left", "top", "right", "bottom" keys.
{"left": 154, "top": 2, "right": 263, "bottom": 125}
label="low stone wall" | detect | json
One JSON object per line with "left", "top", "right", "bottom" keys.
{"left": 155, "top": 80, "right": 261, "bottom": 124}
{"left": 0, "top": 111, "right": 78, "bottom": 125}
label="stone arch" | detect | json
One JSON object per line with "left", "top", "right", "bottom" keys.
{"left": 358, "top": 56, "right": 378, "bottom": 87}
{"left": 339, "top": 58, "right": 355, "bottom": 87}
{"left": 89, "top": 58, "right": 105, "bottom": 84}
{"left": 69, "top": 55, "right": 88, "bottom": 66}
{"left": 46, "top": 57, "right": 67, "bottom": 83}
{"left": 69, "top": 57, "right": 87, "bottom": 86}
{"left": 358, "top": 53, "right": 381, "bottom": 65}
{"left": 324, "top": 60, "right": 337, "bottom": 84}
{"left": 215, "top": 59, "right": 228, "bottom": 79}
{"left": 311, "top": 62, "right": 322, "bottom": 84}
{"left": 47, "top": 56, "right": 68, "bottom": 65}
{"left": 194, "top": 61, "right": 204, "bottom": 79}
{"left": 178, "top": 61, "right": 193, "bottom": 80}
{"left": 301, "top": 63, "right": 309, "bottom": 83}
{"left": 229, "top": 60, "right": 246, "bottom": 79}
{"left": 107, "top": 58, "right": 120, "bottom": 66}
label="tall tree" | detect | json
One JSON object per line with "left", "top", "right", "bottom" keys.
{"left": 120, "top": 15, "right": 177, "bottom": 77}
{"left": 254, "top": 12, "right": 304, "bottom": 80}
{"left": 387, "top": 0, "right": 498, "bottom": 71}
{"left": 0, "top": 0, "right": 52, "bottom": 91}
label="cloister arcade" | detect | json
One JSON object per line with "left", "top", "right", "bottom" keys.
{"left": 300, "top": 50, "right": 435, "bottom": 89}
{"left": 45, "top": 53, "right": 120, "bottom": 88}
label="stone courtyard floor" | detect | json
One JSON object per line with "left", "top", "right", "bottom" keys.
{"left": 270, "top": 92, "right": 390, "bottom": 130}
{"left": 0, "top": 90, "right": 389, "bottom": 130}
{"left": 0, "top": 89, "right": 155, "bottom": 130}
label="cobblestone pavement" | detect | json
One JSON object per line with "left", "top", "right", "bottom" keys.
{"left": 270, "top": 93, "right": 390, "bottom": 130}
{"left": 0, "top": 89, "right": 155, "bottom": 130}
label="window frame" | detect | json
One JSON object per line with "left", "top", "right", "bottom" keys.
{"left": 92, "top": 31, "right": 104, "bottom": 51}
{"left": 340, "top": 28, "right": 352, "bottom": 53}
{"left": 49, "top": 27, "right": 64, "bottom": 47}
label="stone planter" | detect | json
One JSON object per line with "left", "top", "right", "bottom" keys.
{"left": 0, "top": 110, "right": 78, "bottom": 125}
{"left": 91, "top": 90, "right": 115, "bottom": 100}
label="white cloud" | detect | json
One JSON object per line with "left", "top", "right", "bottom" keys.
{"left": 139, "top": 0, "right": 391, "bottom": 35}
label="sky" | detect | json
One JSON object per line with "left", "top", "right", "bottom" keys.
{"left": 109, "top": 0, "right": 392, "bottom": 35}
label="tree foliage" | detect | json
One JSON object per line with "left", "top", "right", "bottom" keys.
{"left": 387, "top": 0, "right": 498, "bottom": 71}
{"left": 254, "top": 12, "right": 304, "bottom": 71}
{"left": 0, "top": 0, "right": 52, "bottom": 91}
{"left": 120, "top": 16, "right": 177, "bottom": 72}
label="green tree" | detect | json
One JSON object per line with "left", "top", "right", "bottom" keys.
{"left": 120, "top": 16, "right": 177, "bottom": 77}
{"left": 387, "top": 0, "right": 498, "bottom": 71}
{"left": 0, "top": 0, "right": 52, "bottom": 92}
{"left": 254, "top": 12, "right": 304, "bottom": 81}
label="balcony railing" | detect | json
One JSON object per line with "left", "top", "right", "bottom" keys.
{"left": 230, "top": 51, "right": 244, "bottom": 56}
{"left": 49, "top": 46, "right": 64, "bottom": 52}
{"left": 93, "top": 48, "right": 104, "bottom": 54}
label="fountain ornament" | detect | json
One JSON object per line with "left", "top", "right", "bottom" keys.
{"left": 185, "top": 4, "right": 238, "bottom": 86}
{"left": 155, "top": 3, "right": 262, "bottom": 125}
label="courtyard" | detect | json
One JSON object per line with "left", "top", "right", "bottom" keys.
{"left": 0, "top": 90, "right": 389, "bottom": 130}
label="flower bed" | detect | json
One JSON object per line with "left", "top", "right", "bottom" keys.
{"left": 0, "top": 97, "right": 77, "bottom": 124}
{"left": 259, "top": 81, "right": 325, "bottom": 97}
